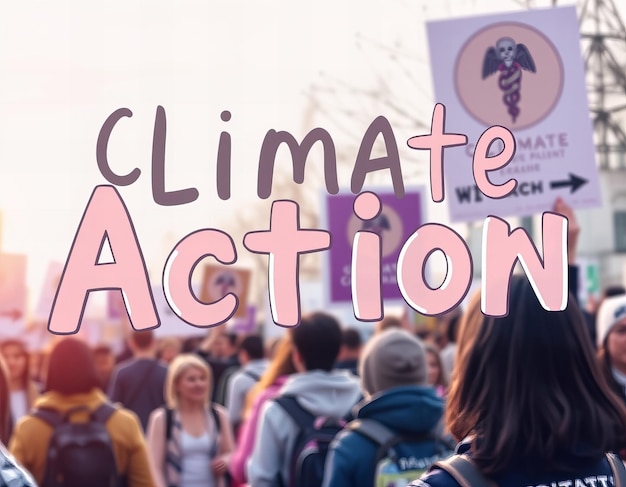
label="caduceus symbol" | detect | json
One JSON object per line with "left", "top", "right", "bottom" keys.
{"left": 482, "top": 37, "right": 536, "bottom": 123}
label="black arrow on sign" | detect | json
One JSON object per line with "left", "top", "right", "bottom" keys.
{"left": 550, "top": 173, "right": 588, "bottom": 194}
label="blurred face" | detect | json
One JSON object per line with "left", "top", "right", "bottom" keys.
{"left": 1, "top": 344, "right": 27, "bottom": 383}
{"left": 176, "top": 366, "right": 209, "bottom": 404}
{"left": 607, "top": 319, "right": 626, "bottom": 372}
{"left": 161, "top": 344, "right": 180, "bottom": 364}
{"left": 427, "top": 351, "right": 440, "bottom": 386}
{"left": 93, "top": 352, "right": 115, "bottom": 380}
{"left": 212, "top": 337, "right": 226, "bottom": 358}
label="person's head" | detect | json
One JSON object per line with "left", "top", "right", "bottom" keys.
{"left": 165, "top": 354, "right": 212, "bottom": 409}
{"left": 157, "top": 337, "right": 182, "bottom": 365}
{"left": 238, "top": 335, "right": 264, "bottom": 365}
{"left": 45, "top": 338, "right": 101, "bottom": 396}
{"left": 337, "top": 328, "right": 362, "bottom": 361}
{"left": 425, "top": 344, "right": 448, "bottom": 388}
{"left": 360, "top": 328, "right": 428, "bottom": 397}
{"left": 603, "top": 285, "right": 626, "bottom": 300}
{"left": 128, "top": 330, "right": 156, "bottom": 355}
{"left": 375, "top": 316, "right": 403, "bottom": 334}
{"left": 181, "top": 336, "right": 203, "bottom": 354}
{"left": 0, "top": 340, "right": 29, "bottom": 387}
{"left": 448, "top": 275, "right": 626, "bottom": 476}
{"left": 92, "top": 344, "right": 115, "bottom": 386}
{"left": 597, "top": 294, "right": 626, "bottom": 372}
{"left": 292, "top": 312, "right": 343, "bottom": 372}
{"left": 435, "top": 308, "right": 462, "bottom": 349}
{"left": 0, "top": 354, "right": 11, "bottom": 444}
{"left": 214, "top": 333, "right": 238, "bottom": 359}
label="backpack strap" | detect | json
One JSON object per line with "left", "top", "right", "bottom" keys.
{"left": 210, "top": 404, "right": 221, "bottom": 434}
{"left": 91, "top": 403, "right": 117, "bottom": 425}
{"left": 347, "top": 418, "right": 395, "bottom": 446}
{"left": 348, "top": 418, "right": 441, "bottom": 464}
{"left": 274, "top": 395, "right": 315, "bottom": 430}
{"left": 431, "top": 455, "right": 497, "bottom": 487}
{"left": 165, "top": 407, "right": 174, "bottom": 442}
{"left": 606, "top": 452, "right": 626, "bottom": 487}
{"left": 243, "top": 370, "right": 261, "bottom": 382}
{"left": 31, "top": 407, "right": 65, "bottom": 429}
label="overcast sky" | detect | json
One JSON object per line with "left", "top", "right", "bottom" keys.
{"left": 0, "top": 0, "right": 623, "bottom": 312}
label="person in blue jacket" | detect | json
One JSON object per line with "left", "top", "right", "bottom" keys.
{"left": 410, "top": 275, "right": 626, "bottom": 487}
{"left": 323, "top": 328, "right": 453, "bottom": 487}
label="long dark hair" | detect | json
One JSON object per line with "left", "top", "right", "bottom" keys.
{"left": 45, "top": 338, "right": 101, "bottom": 395}
{"left": 447, "top": 275, "right": 626, "bottom": 476}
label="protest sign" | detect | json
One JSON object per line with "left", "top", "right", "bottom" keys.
{"left": 201, "top": 265, "right": 251, "bottom": 319}
{"left": 321, "top": 188, "right": 426, "bottom": 305}
{"left": 152, "top": 283, "right": 207, "bottom": 338}
{"left": 35, "top": 261, "right": 64, "bottom": 322}
{"left": 426, "top": 6, "right": 602, "bottom": 223}
{"left": 226, "top": 305, "right": 257, "bottom": 334}
{"left": 0, "top": 253, "right": 27, "bottom": 339}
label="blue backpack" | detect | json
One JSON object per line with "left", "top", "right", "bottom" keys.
{"left": 273, "top": 395, "right": 349, "bottom": 487}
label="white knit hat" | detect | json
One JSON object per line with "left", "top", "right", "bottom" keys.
{"left": 596, "top": 294, "right": 626, "bottom": 347}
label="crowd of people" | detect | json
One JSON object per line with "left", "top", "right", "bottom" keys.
{"left": 0, "top": 199, "right": 624, "bottom": 487}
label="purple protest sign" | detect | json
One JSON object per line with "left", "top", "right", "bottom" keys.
{"left": 106, "top": 290, "right": 126, "bottom": 321}
{"left": 227, "top": 305, "right": 257, "bottom": 334}
{"left": 323, "top": 189, "right": 425, "bottom": 304}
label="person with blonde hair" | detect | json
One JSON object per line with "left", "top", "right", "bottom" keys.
{"left": 146, "top": 353, "right": 234, "bottom": 487}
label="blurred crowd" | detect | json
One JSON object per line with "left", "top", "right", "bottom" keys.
{"left": 0, "top": 199, "right": 625, "bottom": 487}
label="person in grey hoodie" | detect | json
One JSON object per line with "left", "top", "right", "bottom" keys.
{"left": 225, "top": 334, "right": 269, "bottom": 433}
{"left": 246, "top": 312, "right": 363, "bottom": 487}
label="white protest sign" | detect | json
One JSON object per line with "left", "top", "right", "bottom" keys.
{"left": 426, "top": 6, "right": 602, "bottom": 223}
{"left": 35, "top": 261, "right": 64, "bottom": 322}
{"left": 0, "top": 253, "right": 27, "bottom": 339}
{"left": 153, "top": 284, "right": 207, "bottom": 339}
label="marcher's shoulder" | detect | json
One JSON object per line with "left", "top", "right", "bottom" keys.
{"left": 112, "top": 405, "right": 144, "bottom": 429}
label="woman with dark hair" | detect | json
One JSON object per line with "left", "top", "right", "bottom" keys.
{"left": 9, "top": 337, "right": 155, "bottom": 486}
{"left": 411, "top": 275, "right": 626, "bottom": 487}
{"left": 0, "top": 352, "right": 37, "bottom": 485}
{"left": 425, "top": 344, "right": 448, "bottom": 398}
{"left": 0, "top": 339, "right": 40, "bottom": 429}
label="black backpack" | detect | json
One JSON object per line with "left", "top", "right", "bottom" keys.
{"left": 33, "top": 403, "right": 124, "bottom": 487}
{"left": 273, "top": 395, "right": 349, "bottom": 487}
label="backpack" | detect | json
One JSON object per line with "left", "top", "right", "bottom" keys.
{"left": 33, "top": 403, "right": 124, "bottom": 487}
{"left": 428, "top": 452, "right": 626, "bottom": 487}
{"left": 273, "top": 395, "right": 349, "bottom": 487}
{"left": 347, "top": 418, "right": 455, "bottom": 487}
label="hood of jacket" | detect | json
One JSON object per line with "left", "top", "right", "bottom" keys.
{"left": 357, "top": 385, "right": 445, "bottom": 434}
{"left": 279, "top": 369, "right": 362, "bottom": 417}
